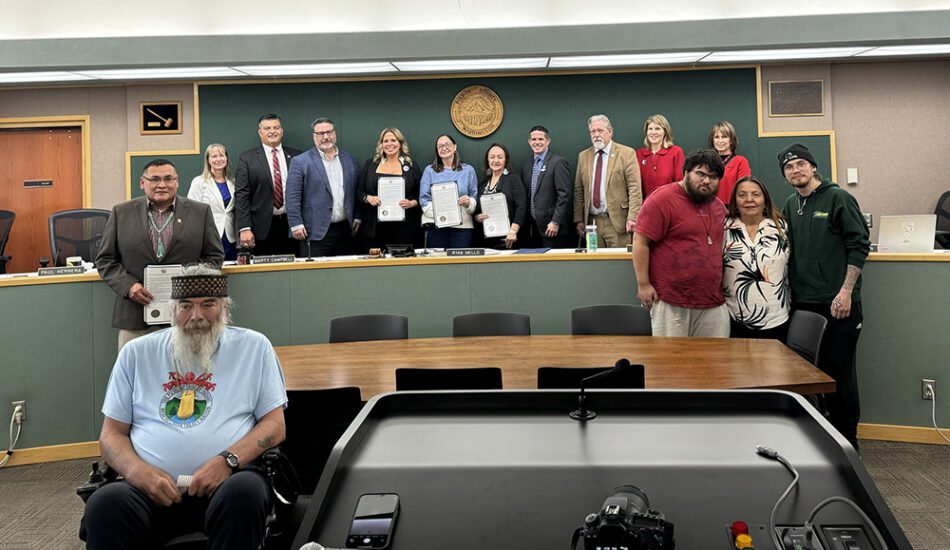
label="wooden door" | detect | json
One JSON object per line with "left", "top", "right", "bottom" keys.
{"left": 0, "top": 127, "right": 83, "bottom": 273}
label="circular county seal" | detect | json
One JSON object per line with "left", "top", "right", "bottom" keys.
{"left": 451, "top": 86, "right": 504, "bottom": 139}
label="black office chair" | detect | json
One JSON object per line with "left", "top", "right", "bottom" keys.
{"left": 786, "top": 310, "right": 828, "bottom": 367}
{"left": 329, "top": 314, "right": 409, "bottom": 343}
{"left": 0, "top": 210, "right": 14, "bottom": 274}
{"left": 48, "top": 208, "right": 110, "bottom": 266}
{"left": 395, "top": 367, "right": 503, "bottom": 391}
{"left": 786, "top": 310, "right": 829, "bottom": 417}
{"left": 537, "top": 366, "right": 645, "bottom": 389}
{"left": 934, "top": 190, "right": 950, "bottom": 249}
{"left": 571, "top": 304, "right": 652, "bottom": 336}
{"left": 282, "top": 387, "right": 364, "bottom": 494}
{"left": 452, "top": 312, "right": 531, "bottom": 337}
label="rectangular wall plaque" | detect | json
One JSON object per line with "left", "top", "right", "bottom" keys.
{"left": 140, "top": 101, "right": 183, "bottom": 135}
{"left": 768, "top": 80, "right": 824, "bottom": 117}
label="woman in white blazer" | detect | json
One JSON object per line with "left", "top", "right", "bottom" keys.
{"left": 188, "top": 143, "right": 237, "bottom": 260}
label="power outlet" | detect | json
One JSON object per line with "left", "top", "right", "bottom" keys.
{"left": 11, "top": 400, "right": 26, "bottom": 422}
{"left": 922, "top": 379, "right": 936, "bottom": 401}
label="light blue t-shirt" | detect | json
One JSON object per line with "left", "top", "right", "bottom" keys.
{"left": 102, "top": 326, "right": 288, "bottom": 479}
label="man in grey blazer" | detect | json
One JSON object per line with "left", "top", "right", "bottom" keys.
{"left": 520, "top": 125, "right": 575, "bottom": 249}
{"left": 285, "top": 117, "right": 360, "bottom": 257}
{"left": 97, "top": 159, "right": 224, "bottom": 349}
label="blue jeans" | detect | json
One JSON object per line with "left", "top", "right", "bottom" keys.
{"left": 427, "top": 227, "right": 473, "bottom": 248}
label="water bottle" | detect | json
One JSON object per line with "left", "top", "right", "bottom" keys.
{"left": 585, "top": 224, "right": 598, "bottom": 252}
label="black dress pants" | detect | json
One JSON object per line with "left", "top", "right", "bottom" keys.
{"left": 80, "top": 470, "right": 271, "bottom": 550}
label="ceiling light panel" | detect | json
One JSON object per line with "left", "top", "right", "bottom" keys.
{"left": 233, "top": 62, "right": 397, "bottom": 76}
{"left": 857, "top": 44, "right": 950, "bottom": 57}
{"left": 0, "top": 71, "right": 96, "bottom": 83}
{"left": 74, "top": 67, "right": 245, "bottom": 79}
{"left": 393, "top": 58, "right": 548, "bottom": 71}
{"left": 701, "top": 47, "right": 872, "bottom": 62}
{"left": 549, "top": 52, "right": 710, "bottom": 68}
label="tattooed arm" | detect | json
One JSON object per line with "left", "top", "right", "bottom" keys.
{"left": 831, "top": 265, "right": 862, "bottom": 319}
{"left": 188, "top": 406, "right": 286, "bottom": 498}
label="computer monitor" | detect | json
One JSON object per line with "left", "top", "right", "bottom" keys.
{"left": 877, "top": 214, "right": 937, "bottom": 253}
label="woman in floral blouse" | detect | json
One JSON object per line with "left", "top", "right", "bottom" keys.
{"left": 722, "top": 176, "right": 791, "bottom": 341}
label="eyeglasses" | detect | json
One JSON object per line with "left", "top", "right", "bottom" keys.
{"left": 142, "top": 176, "right": 178, "bottom": 184}
{"left": 589, "top": 128, "right": 609, "bottom": 135}
{"left": 436, "top": 143, "right": 455, "bottom": 151}
{"left": 783, "top": 160, "right": 810, "bottom": 173}
{"left": 692, "top": 170, "right": 720, "bottom": 182}
{"left": 313, "top": 130, "right": 336, "bottom": 137}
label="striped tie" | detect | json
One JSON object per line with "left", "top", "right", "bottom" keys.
{"left": 272, "top": 148, "right": 283, "bottom": 209}
{"left": 530, "top": 156, "right": 542, "bottom": 218}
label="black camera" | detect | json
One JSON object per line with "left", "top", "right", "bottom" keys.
{"left": 573, "top": 485, "right": 675, "bottom": 550}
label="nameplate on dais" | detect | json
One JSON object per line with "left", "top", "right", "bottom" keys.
{"left": 446, "top": 248, "right": 485, "bottom": 257}
{"left": 250, "top": 255, "right": 297, "bottom": 265}
{"left": 38, "top": 266, "right": 85, "bottom": 276}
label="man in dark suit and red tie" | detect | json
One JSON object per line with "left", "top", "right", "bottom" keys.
{"left": 285, "top": 117, "right": 360, "bottom": 257}
{"left": 520, "top": 125, "right": 575, "bottom": 249}
{"left": 234, "top": 113, "right": 302, "bottom": 256}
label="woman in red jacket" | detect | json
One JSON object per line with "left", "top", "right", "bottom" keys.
{"left": 709, "top": 120, "right": 751, "bottom": 206}
{"left": 636, "top": 114, "right": 684, "bottom": 200}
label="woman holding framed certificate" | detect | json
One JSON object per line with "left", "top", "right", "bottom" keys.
{"left": 357, "top": 127, "right": 423, "bottom": 251}
{"left": 475, "top": 143, "right": 526, "bottom": 249}
{"left": 420, "top": 134, "right": 479, "bottom": 249}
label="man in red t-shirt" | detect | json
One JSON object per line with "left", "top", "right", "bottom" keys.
{"left": 632, "top": 149, "right": 729, "bottom": 337}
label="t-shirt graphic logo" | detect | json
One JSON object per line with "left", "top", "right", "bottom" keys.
{"left": 159, "top": 371, "right": 216, "bottom": 428}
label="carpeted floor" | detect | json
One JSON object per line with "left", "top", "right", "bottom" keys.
{"left": 0, "top": 439, "right": 947, "bottom": 549}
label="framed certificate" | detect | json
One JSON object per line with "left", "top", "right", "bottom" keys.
{"left": 479, "top": 193, "right": 510, "bottom": 238}
{"left": 143, "top": 264, "right": 184, "bottom": 324}
{"left": 377, "top": 177, "right": 406, "bottom": 222}
{"left": 431, "top": 182, "right": 462, "bottom": 228}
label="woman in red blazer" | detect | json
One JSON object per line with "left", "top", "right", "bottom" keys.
{"left": 636, "top": 114, "right": 685, "bottom": 200}
{"left": 709, "top": 120, "right": 751, "bottom": 206}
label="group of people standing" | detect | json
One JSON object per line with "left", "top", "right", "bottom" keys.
{"left": 185, "top": 112, "right": 758, "bottom": 259}
{"left": 631, "top": 141, "right": 869, "bottom": 447}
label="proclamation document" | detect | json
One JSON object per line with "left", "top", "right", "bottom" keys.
{"left": 377, "top": 176, "right": 406, "bottom": 222}
{"left": 144, "top": 264, "right": 183, "bottom": 325}
{"left": 479, "top": 193, "right": 510, "bottom": 238}
{"left": 431, "top": 181, "right": 462, "bottom": 228}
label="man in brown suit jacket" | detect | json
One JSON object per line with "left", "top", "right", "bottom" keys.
{"left": 97, "top": 159, "right": 224, "bottom": 349}
{"left": 573, "top": 114, "right": 642, "bottom": 247}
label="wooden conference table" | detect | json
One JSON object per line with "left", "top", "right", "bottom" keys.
{"left": 275, "top": 335, "right": 835, "bottom": 399}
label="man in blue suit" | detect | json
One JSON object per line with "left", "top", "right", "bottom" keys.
{"left": 285, "top": 117, "right": 360, "bottom": 257}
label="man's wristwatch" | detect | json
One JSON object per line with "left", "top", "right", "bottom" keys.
{"left": 218, "top": 450, "right": 240, "bottom": 473}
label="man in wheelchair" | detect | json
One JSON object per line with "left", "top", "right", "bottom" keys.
{"left": 80, "top": 265, "right": 288, "bottom": 550}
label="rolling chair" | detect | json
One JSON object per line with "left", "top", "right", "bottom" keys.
{"left": 935, "top": 190, "right": 950, "bottom": 249}
{"left": 328, "top": 314, "right": 409, "bottom": 343}
{"left": 395, "top": 367, "right": 503, "bottom": 391}
{"left": 571, "top": 304, "right": 652, "bottom": 336}
{"left": 0, "top": 210, "right": 14, "bottom": 274}
{"left": 537, "top": 365, "right": 645, "bottom": 389}
{"left": 786, "top": 310, "right": 830, "bottom": 416}
{"left": 452, "top": 312, "right": 531, "bottom": 337}
{"left": 48, "top": 208, "right": 110, "bottom": 266}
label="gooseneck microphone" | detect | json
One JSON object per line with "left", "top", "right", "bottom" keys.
{"left": 570, "top": 358, "right": 632, "bottom": 421}
{"left": 306, "top": 239, "right": 314, "bottom": 262}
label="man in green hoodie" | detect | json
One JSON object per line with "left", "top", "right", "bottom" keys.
{"left": 779, "top": 143, "right": 870, "bottom": 449}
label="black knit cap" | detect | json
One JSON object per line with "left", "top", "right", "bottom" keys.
{"left": 170, "top": 274, "right": 228, "bottom": 299}
{"left": 777, "top": 143, "right": 817, "bottom": 173}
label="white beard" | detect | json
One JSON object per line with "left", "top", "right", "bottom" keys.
{"left": 171, "top": 319, "right": 225, "bottom": 374}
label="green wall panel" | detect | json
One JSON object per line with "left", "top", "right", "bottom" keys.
{"left": 131, "top": 68, "right": 828, "bottom": 200}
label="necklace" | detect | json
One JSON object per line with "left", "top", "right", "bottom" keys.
{"left": 147, "top": 209, "right": 175, "bottom": 258}
{"left": 697, "top": 206, "right": 713, "bottom": 246}
{"left": 797, "top": 195, "right": 809, "bottom": 216}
